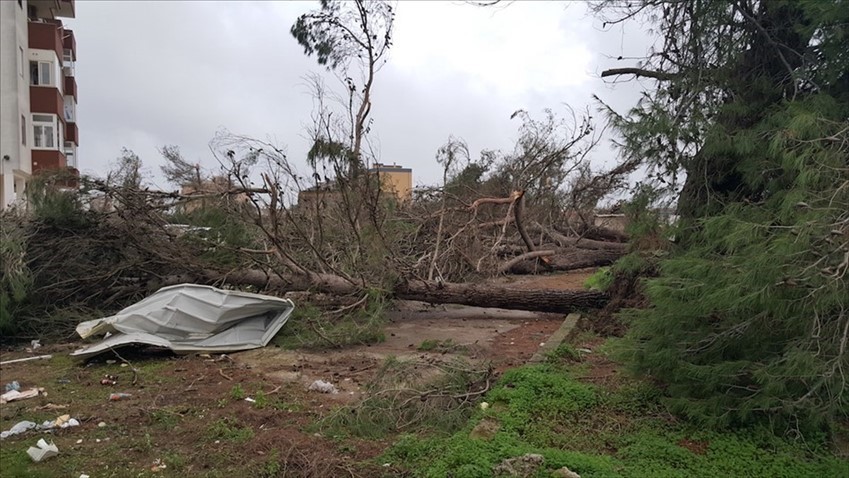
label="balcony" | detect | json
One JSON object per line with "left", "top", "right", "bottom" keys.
{"left": 30, "top": 86, "right": 64, "bottom": 119}
{"left": 62, "top": 29, "right": 76, "bottom": 62}
{"left": 32, "top": 150, "right": 67, "bottom": 173}
{"left": 28, "top": 20, "right": 63, "bottom": 59}
{"left": 64, "top": 76, "right": 77, "bottom": 99}
{"left": 29, "top": 1, "right": 76, "bottom": 20}
{"left": 65, "top": 122, "right": 78, "bottom": 145}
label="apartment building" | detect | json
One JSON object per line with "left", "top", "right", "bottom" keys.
{"left": 1, "top": 0, "right": 78, "bottom": 208}
{"left": 369, "top": 163, "right": 412, "bottom": 202}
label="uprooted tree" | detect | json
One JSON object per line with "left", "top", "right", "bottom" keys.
{"left": 593, "top": 0, "right": 849, "bottom": 434}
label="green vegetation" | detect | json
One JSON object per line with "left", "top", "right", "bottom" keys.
{"left": 205, "top": 417, "right": 254, "bottom": 443}
{"left": 583, "top": 267, "right": 612, "bottom": 291}
{"left": 385, "top": 362, "right": 846, "bottom": 477}
{"left": 598, "top": 0, "right": 849, "bottom": 435}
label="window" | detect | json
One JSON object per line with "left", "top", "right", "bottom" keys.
{"left": 63, "top": 49, "right": 73, "bottom": 64}
{"left": 19, "top": 47, "right": 24, "bottom": 77}
{"left": 33, "top": 114, "right": 56, "bottom": 149}
{"left": 64, "top": 142, "right": 75, "bottom": 168}
{"left": 29, "top": 61, "right": 52, "bottom": 86}
{"left": 21, "top": 115, "right": 26, "bottom": 146}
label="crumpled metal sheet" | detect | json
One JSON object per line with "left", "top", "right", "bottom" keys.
{"left": 71, "top": 284, "right": 295, "bottom": 359}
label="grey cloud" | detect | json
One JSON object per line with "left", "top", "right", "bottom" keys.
{"left": 66, "top": 1, "right": 654, "bottom": 191}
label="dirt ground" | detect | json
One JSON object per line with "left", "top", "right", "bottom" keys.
{"left": 0, "top": 270, "right": 595, "bottom": 477}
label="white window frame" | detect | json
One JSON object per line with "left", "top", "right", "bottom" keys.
{"left": 29, "top": 60, "right": 53, "bottom": 86}
{"left": 64, "top": 141, "right": 76, "bottom": 168}
{"left": 32, "top": 114, "right": 57, "bottom": 149}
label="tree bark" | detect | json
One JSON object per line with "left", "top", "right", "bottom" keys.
{"left": 506, "top": 248, "right": 624, "bottom": 275}
{"left": 185, "top": 268, "right": 607, "bottom": 313}
{"left": 396, "top": 279, "right": 607, "bottom": 312}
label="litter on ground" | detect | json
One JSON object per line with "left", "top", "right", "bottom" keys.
{"left": 27, "top": 438, "right": 59, "bottom": 462}
{"left": 308, "top": 380, "right": 339, "bottom": 394}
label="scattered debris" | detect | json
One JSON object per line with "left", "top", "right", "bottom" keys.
{"left": 244, "top": 397, "right": 256, "bottom": 403}
{"left": 71, "top": 284, "right": 295, "bottom": 359}
{"left": 97, "top": 422, "right": 107, "bottom": 428}
{"left": 578, "top": 348, "right": 592, "bottom": 354}
{"left": 1, "top": 421, "right": 37, "bottom": 439}
{"left": 100, "top": 374, "right": 118, "bottom": 386}
{"left": 79, "top": 474, "right": 90, "bottom": 478}
{"left": 308, "top": 380, "right": 339, "bottom": 394}
{"left": 41, "top": 414, "right": 80, "bottom": 430}
{"left": 0, "top": 354, "right": 53, "bottom": 366}
{"left": 150, "top": 458, "right": 167, "bottom": 472}
{"left": 493, "top": 453, "right": 545, "bottom": 477}
{"left": 27, "top": 438, "right": 59, "bottom": 462}
{"left": 34, "top": 403, "right": 68, "bottom": 411}
{"left": 0, "top": 387, "right": 44, "bottom": 404}
{"left": 108, "top": 392, "right": 132, "bottom": 401}
{"left": 480, "top": 401, "right": 490, "bottom": 410}
{"left": 4, "top": 381, "right": 21, "bottom": 392}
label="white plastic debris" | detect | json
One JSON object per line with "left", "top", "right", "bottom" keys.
{"left": 244, "top": 397, "right": 256, "bottom": 403}
{"left": 27, "top": 438, "right": 59, "bottom": 462}
{"left": 0, "top": 387, "right": 43, "bottom": 404}
{"left": 1, "top": 421, "right": 37, "bottom": 439}
{"left": 480, "top": 402, "right": 490, "bottom": 410}
{"left": 308, "top": 380, "right": 338, "bottom": 394}
{"left": 31, "top": 340, "right": 42, "bottom": 350}
{"left": 79, "top": 475, "right": 90, "bottom": 478}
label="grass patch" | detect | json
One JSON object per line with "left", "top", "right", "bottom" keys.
{"left": 584, "top": 267, "right": 613, "bottom": 291}
{"left": 273, "top": 292, "right": 388, "bottom": 349}
{"left": 384, "top": 362, "right": 847, "bottom": 477}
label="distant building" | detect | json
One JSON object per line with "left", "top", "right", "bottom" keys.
{"left": 1, "top": 0, "right": 79, "bottom": 208}
{"left": 369, "top": 163, "right": 412, "bottom": 202}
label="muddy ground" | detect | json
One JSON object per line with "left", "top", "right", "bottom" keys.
{"left": 0, "top": 270, "right": 596, "bottom": 477}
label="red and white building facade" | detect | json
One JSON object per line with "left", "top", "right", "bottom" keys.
{"left": 1, "top": 0, "right": 78, "bottom": 208}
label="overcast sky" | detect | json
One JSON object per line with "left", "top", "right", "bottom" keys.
{"left": 63, "top": 1, "right": 653, "bottom": 190}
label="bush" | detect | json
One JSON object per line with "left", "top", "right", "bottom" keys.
{"left": 617, "top": 97, "right": 849, "bottom": 435}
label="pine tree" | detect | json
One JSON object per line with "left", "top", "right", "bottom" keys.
{"left": 598, "top": 1, "right": 849, "bottom": 432}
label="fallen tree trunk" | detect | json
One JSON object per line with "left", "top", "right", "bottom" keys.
{"left": 507, "top": 248, "right": 624, "bottom": 274}
{"left": 185, "top": 269, "right": 608, "bottom": 313}
{"left": 395, "top": 280, "right": 607, "bottom": 312}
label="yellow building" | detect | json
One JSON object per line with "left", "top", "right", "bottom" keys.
{"left": 369, "top": 163, "right": 412, "bottom": 202}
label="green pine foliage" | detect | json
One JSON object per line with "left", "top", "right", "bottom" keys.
{"left": 618, "top": 95, "right": 849, "bottom": 433}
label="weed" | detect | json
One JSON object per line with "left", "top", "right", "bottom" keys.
{"left": 163, "top": 452, "right": 186, "bottom": 471}
{"left": 149, "top": 407, "right": 181, "bottom": 430}
{"left": 545, "top": 344, "right": 583, "bottom": 363}
{"left": 383, "top": 361, "right": 846, "bottom": 478}
{"left": 253, "top": 390, "right": 268, "bottom": 409}
{"left": 584, "top": 266, "right": 614, "bottom": 291}
{"left": 206, "top": 417, "right": 254, "bottom": 443}
{"left": 230, "top": 383, "right": 245, "bottom": 400}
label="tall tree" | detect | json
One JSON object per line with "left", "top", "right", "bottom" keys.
{"left": 291, "top": 0, "right": 395, "bottom": 176}
{"left": 595, "top": 0, "right": 849, "bottom": 433}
